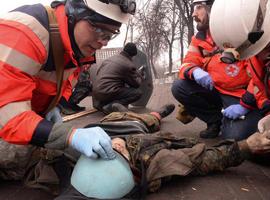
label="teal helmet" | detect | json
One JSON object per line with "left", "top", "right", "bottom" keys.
{"left": 71, "top": 152, "right": 135, "bottom": 199}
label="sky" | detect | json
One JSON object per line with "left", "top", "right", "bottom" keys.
{"left": 0, "top": 0, "right": 133, "bottom": 48}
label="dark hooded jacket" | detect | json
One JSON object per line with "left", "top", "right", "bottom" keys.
{"left": 92, "top": 51, "right": 143, "bottom": 100}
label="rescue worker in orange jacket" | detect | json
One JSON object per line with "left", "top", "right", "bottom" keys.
{"left": 171, "top": 0, "right": 262, "bottom": 140}
{"left": 0, "top": 0, "right": 135, "bottom": 160}
{"left": 248, "top": 53, "right": 270, "bottom": 135}
{"left": 209, "top": 0, "right": 270, "bottom": 137}
{"left": 242, "top": 54, "right": 270, "bottom": 117}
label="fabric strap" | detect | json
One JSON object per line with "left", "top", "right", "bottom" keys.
{"left": 44, "top": 6, "right": 65, "bottom": 115}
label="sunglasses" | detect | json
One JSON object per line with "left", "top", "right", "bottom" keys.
{"left": 88, "top": 20, "right": 120, "bottom": 41}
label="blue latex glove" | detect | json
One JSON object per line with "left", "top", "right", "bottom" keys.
{"left": 45, "top": 107, "right": 62, "bottom": 124}
{"left": 223, "top": 104, "right": 249, "bottom": 120}
{"left": 70, "top": 127, "right": 116, "bottom": 160}
{"left": 192, "top": 68, "right": 214, "bottom": 90}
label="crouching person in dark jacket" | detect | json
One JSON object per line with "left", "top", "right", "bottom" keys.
{"left": 92, "top": 43, "right": 144, "bottom": 114}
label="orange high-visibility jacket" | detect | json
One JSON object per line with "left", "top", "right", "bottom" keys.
{"left": 241, "top": 57, "right": 270, "bottom": 114}
{"left": 179, "top": 31, "right": 252, "bottom": 98}
{"left": 0, "top": 4, "right": 94, "bottom": 145}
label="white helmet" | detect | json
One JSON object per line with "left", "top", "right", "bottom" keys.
{"left": 192, "top": 0, "right": 214, "bottom": 6}
{"left": 85, "top": 0, "right": 135, "bottom": 24}
{"left": 210, "top": 0, "right": 270, "bottom": 60}
{"left": 64, "top": 0, "right": 135, "bottom": 25}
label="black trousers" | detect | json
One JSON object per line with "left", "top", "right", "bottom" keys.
{"left": 171, "top": 79, "right": 263, "bottom": 140}
{"left": 93, "top": 87, "right": 142, "bottom": 109}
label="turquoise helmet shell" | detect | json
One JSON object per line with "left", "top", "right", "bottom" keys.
{"left": 71, "top": 152, "right": 135, "bottom": 199}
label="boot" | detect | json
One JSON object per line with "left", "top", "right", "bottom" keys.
{"left": 176, "top": 104, "right": 195, "bottom": 124}
{"left": 199, "top": 123, "right": 221, "bottom": 139}
{"left": 111, "top": 103, "right": 129, "bottom": 112}
{"left": 156, "top": 104, "right": 175, "bottom": 119}
{"left": 101, "top": 103, "right": 114, "bottom": 114}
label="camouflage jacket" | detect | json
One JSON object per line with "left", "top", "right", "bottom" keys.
{"left": 124, "top": 132, "right": 245, "bottom": 193}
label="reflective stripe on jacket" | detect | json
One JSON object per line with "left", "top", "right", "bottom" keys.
{"left": 0, "top": 4, "right": 92, "bottom": 144}
{"left": 241, "top": 57, "right": 270, "bottom": 115}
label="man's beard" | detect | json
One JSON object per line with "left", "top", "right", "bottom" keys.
{"left": 196, "top": 23, "right": 209, "bottom": 31}
{"left": 194, "top": 13, "right": 209, "bottom": 32}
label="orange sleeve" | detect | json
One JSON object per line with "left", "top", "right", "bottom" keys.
{"left": 0, "top": 20, "right": 50, "bottom": 144}
{"left": 0, "top": 111, "right": 43, "bottom": 144}
{"left": 179, "top": 36, "right": 204, "bottom": 79}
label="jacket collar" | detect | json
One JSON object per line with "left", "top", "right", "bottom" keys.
{"left": 196, "top": 30, "right": 215, "bottom": 46}
{"left": 196, "top": 30, "right": 207, "bottom": 40}
{"left": 55, "top": 5, "right": 79, "bottom": 67}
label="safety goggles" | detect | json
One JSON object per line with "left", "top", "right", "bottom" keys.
{"left": 88, "top": 20, "right": 120, "bottom": 41}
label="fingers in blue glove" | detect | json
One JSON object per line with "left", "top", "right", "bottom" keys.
{"left": 99, "top": 139, "right": 116, "bottom": 159}
{"left": 193, "top": 68, "right": 213, "bottom": 90}
{"left": 71, "top": 127, "right": 116, "bottom": 160}
{"left": 222, "top": 105, "right": 249, "bottom": 120}
{"left": 84, "top": 148, "right": 98, "bottom": 159}
{"left": 202, "top": 78, "right": 214, "bottom": 90}
{"left": 223, "top": 111, "right": 237, "bottom": 120}
{"left": 96, "top": 129, "right": 115, "bottom": 159}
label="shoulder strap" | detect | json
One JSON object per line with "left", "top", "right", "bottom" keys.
{"left": 44, "top": 6, "right": 65, "bottom": 115}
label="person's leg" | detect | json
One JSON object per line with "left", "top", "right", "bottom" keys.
{"left": 220, "top": 95, "right": 263, "bottom": 141}
{"left": 171, "top": 79, "right": 223, "bottom": 138}
{"left": 0, "top": 139, "right": 35, "bottom": 180}
{"left": 91, "top": 105, "right": 175, "bottom": 135}
{"left": 192, "top": 140, "right": 245, "bottom": 175}
{"left": 112, "top": 87, "right": 142, "bottom": 106}
{"left": 101, "top": 88, "right": 142, "bottom": 114}
{"left": 171, "top": 79, "right": 223, "bottom": 125}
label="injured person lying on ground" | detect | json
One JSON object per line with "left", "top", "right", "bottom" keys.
{"left": 57, "top": 131, "right": 270, "bottom": 200}
{"left": 1, "top": 103, "right": 270, "bottom": 200}
{"left": 55, "top": 110, "right": 270, "bottom": 199}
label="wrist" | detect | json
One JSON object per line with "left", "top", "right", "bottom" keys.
{"left": 30, "top": 119, "right": 54, "bottom": 147}
{"left": 68, "top": 128, "right": 77, "bottom": 146}
{"left": 237, "top": 140, "right": 252, "bottom": 158}
{"left": 193, "top": 67, "right": 202, "bottom": 74}
{"left": 44, "top": 123, "right": 74, "bottom": 150}
{"left": 240, "top": 105, "right": 250, "bottom": 113}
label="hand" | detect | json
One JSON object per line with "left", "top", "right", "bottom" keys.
{"left": 70, "top": 127, "right": 116, "bottom": 160}
{"left": 45, "top": 107, "right": 62, "bottom": 123}
{"left": 246, "top": 131, "right": 270, "bottom": 154}
{"left": 223, "top": 104, "right": 249, "bottom": 120}
{"left": 258, "top": 115, "right": 270, "bottom": 133}
{"left": 138, "top": 65, "right": 146, "bottom": 80}
{"left": 192, "top": 68, "right": 213, "bottom": 90}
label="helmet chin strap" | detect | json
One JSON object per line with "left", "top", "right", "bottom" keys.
{"left": 235, "top": 1, "right": 267, "bottom": 57}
